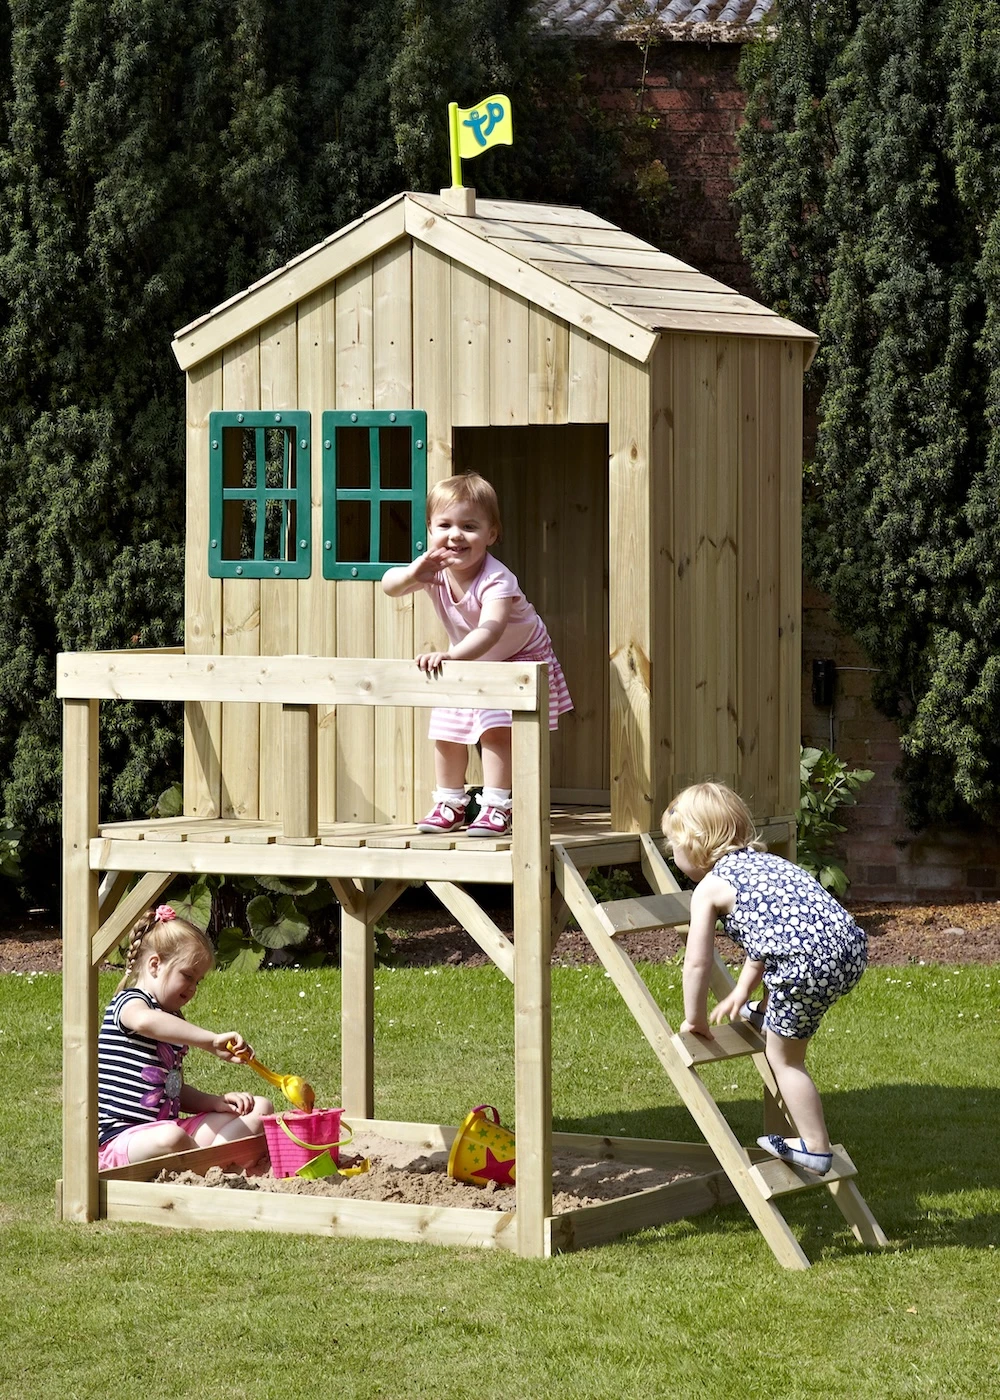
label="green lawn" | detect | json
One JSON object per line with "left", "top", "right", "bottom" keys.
{"left": 2, "top": 961, "right": 999, "bottom": 1398}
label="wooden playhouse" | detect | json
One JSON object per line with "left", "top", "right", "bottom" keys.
{"left": 58, "top": 191, "right": 886, "bottom": 1266}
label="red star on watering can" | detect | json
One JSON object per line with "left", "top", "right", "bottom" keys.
{"left": 471, "top": 1146, "right": 516, "bottom": 1186}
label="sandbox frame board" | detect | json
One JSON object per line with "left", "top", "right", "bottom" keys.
{"left": 76, "top": 1121, "right": 743, "bottom": 1255}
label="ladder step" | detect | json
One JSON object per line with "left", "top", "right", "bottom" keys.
{"left": 673, "top": 1022, "right": 763, "bottom": 1065}
{"left": 748, "top": 1145, "right": 858, "bottom": 1199}
{"left": 600, "top": 891, "right": 691, "bottom": 935}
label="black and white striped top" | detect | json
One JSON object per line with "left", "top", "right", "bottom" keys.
{"left": 97, "top": 987, "right": 188, "bottom": 1146}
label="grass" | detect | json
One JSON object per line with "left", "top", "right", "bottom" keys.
{"left": 2, "top": 961, "right": 999, "bottom": 1398}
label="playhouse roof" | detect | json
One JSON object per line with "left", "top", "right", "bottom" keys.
{"left": 172, "top": 191, "right": 816, "bottom": 373}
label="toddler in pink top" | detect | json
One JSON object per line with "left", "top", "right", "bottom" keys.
{"left": 381, "top": 472, "right": 572, "bottom": 836}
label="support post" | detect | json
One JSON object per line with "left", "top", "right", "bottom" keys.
{"left": 62, "top": 698, "right": 100, "bottom": 1220}
{"left": 341, "top": 879, "right": 374, "bottom": 1118}
{"left": 512, "top": 666, "right": 551, "bottom": 1257}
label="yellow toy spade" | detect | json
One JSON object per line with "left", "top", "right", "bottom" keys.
{"left": 229, "top": 1043, "right": 316, "bottom": 1111}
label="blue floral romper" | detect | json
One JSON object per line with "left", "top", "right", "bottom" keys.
{"left": 713, "top": 849, "right": 867, "bottom": 1039}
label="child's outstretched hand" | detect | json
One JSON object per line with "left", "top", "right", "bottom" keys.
{"left": 220, "top": 1091, "right": 258, "bottom": 1117}
{"left": 411, "top": 544, "right": 459, "bottom": 582}
{"left": 416, "top": 650, "right": 450, "bottom": 672}
{"left": 709, "top": 991, "right": 743, "bottom": 1026}
{"left": 213, "top": 1033, "right": 252, "bottom": 1063}
{"left": 679, "top": 1018, "right": 714, "bottom": 1040}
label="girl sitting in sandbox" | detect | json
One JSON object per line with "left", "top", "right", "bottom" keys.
{"left": 97, "top": 905, "right": 272, "bottom": 1169}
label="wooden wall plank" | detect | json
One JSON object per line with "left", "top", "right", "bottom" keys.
{"left": 567, "top": 327, "right": 609, "bottom": 423}
{"left": 451, "top": 263, "right": 490, "bottom": 426}
{"left": 528, "top": 308, "right": 569, "bottom": 424}
{"left": 608, "top": 350, "right": 652, "bottom": 832}
{"left": 373, "top": 241, "right": 415, "bottom": 822}
{"left": 335, "top": 261, "right": 375, "bottom": 821}
{"left": 183, "top": 354, "right": 223, "bottom": 817}
{"left": 221, "top": 332, "right": 261, "bottom": 817}
{"left": 649, "top": 339, "right": 674, "bottom": 817}
{"left": 671, "top": 336, "right": 697, "bottom": 793}
{"left": 777, "top": 341, "right": 803, "bottom": 822}
{"left": 489, "top": 282, "right": 529, "bottom": 425}
{"left": 737, "top": 340, "right": 762, "bottom": 810}
{"left": 691, "top": 336, "right": 718, "bottom": 784}
{"left": 757, "top": 340, "right": 782, "bottom": 813}
{"left": 715, "top": 338, "right": 740, "bottom": 787}
{"left": 412, "top": 243, "right": 454, "bottom": 813}
{"left": 296, "top": 286, "right": 339, "bottom": 822}
{"left": 259, "top": 308, "right": 299, "bottom": 822}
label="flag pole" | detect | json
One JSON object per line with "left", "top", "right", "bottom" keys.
{"left": 448, "top": 102, "right": 463, "bottom": 190}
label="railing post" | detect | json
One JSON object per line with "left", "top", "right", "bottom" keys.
{"left": 61, "top": 698, "right": 100, "bottom": 1221}
{"left": 512, "top": 664, "right": 551, "bottom": 1257}
{"left": 280, "top": 702, "right": 318, "bottom": 842}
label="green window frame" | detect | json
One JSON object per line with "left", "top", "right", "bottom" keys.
{"left": 208, "top": 411, "right": 311, "bottom": 579}
{"left": 321, "top": 410, "right": 427, "bottom": 580}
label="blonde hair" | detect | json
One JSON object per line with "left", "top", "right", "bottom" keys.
{"left": 116, "top": 907, "right": 214, "bottom": 994}
{"left": 425, "top": 471, "right": 502, "bottom": 542}
{"left": 661, "top": 782, "right": 764, "bottom": 870}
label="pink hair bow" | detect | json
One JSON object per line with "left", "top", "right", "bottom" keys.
{"left": 154, "top": 904, "right": 177, "bottom": 923}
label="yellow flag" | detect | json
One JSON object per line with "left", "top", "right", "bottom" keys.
{"left": 455, "top": 94, "right": 513, "bottom": 160}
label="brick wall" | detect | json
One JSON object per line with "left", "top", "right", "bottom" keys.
{"left": 584, "top": 36, "right": 1000, "bottom": 902}
{"left": 580, "top": 39, "right": 756, "bottom": 295}
{"left": 802, "top": 584, "right": 1000, "bottom": 903}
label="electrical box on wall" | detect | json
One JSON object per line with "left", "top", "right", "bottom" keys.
{"left": 812, "top": 659, "right": 837, "bottom": 708}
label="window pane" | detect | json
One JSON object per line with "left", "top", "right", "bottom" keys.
{"left": 380, "top": 427, "right": 411, "bottom": 489}
{"left": 336, "top": 427, "right": 370, "bottom": 488}
{"left": 337, "top": 498, "right": 370, "bottom": 562}
{"left": 263, "top": 499, "right": 299, "bottom": 561}
{"left": 380, "top": 500, "right": 411, "bottom": 563}
{"left": 221, "top": 499, "right": 257, "bottom": 561}
{"left": 264, "top": 429, "right": 295, "bottom": 490}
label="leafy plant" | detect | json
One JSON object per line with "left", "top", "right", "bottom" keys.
{"left": 797, "top": 746, "right": 874, "bottom": 897}
{"left": 0, "top": 825, "right": 21, "bottom": 884}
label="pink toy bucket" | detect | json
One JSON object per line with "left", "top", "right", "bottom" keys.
{"left": 262, "top": 1109, "right": 352, "bottom": 1179}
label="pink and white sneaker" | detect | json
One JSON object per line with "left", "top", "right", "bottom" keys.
{"left": 465, "top": 804, "right": 512, "bottom": 837}
{"left": 417, "top": 799, "right": 467, "bottom": 834}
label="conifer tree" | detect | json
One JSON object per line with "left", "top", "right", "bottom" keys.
{"left": 0, "top": 1, "right": 654, "bottom": 896}
{"left": 737, "top": 0, "right": 1000, "bottom": 826}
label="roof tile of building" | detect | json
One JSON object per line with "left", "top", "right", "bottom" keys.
{"left": 537, "top": 0, "right": 776, "bottom": 40}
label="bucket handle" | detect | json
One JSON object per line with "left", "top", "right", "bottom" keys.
{"left": 471, "top": 1104, "right": 501, "bottom": 1124}
{"left": 276, "top": 1115, "right": 354, "bottom": 1154}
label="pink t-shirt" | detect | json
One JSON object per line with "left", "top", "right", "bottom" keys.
{"left": 425, "top": 553, "right": 542, "bottom": 660}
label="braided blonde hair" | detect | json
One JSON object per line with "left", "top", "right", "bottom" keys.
{"left": 661, "top": 782, "right": 765, "bottom": 871}
{"left": 116, "top": 905, "right": 214, "bottom": 994}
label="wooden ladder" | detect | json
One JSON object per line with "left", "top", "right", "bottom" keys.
{"left": 552, "top": 834, "right": 888, "bottom": 1269}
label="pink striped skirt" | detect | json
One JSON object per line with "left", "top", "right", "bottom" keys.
{"left": 428, "top": 627, "right": 573, "bottom": 744}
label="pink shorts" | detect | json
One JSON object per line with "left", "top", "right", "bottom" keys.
{"left": 97, "top": 1113, "right": 213, "bottom": 1171}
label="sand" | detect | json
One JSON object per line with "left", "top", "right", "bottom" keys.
{"left": 155, "top": 1131, "right": 692, "bottom": 1210}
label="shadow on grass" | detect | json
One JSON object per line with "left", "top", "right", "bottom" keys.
{"left": 555, "top": 1083, "right": 1000, "bottom": 1258}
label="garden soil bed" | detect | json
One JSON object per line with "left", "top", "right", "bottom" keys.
{"left": 3, "top": 898, "right": 1000, "bottom": 974}
{"left": 154, "top": 1131, "right": 693, "bottom": 1211}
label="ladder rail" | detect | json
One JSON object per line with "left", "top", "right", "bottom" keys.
{"left": 554, "top": 840, "right": 888, "bottom": 1268}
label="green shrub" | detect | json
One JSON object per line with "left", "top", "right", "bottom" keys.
{"left": 797, "top": 746, "right": 874, "bottom": 897}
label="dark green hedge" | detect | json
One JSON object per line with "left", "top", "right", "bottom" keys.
{"left": 736, "top": 0, "right": 1000, "bottom": 828}
{"left": 0, "top": 0, "right": 661, "bottom": 899}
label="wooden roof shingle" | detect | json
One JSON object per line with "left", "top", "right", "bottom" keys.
{"left": 173, "top": 191, "right": 816, "bottom": 372}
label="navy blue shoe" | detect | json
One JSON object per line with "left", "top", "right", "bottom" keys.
{"left": 756, "top": 1134, "right": 833, "bottom": 1176}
